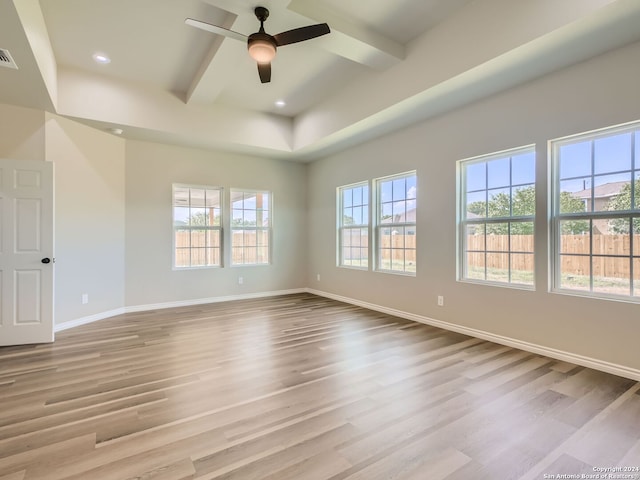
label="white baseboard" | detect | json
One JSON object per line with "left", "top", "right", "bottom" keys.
{"left": 55, "top": 307, "right": 126, "bottom": 332}
{"left": 124, "top": 288, "right": 307, "bottom": 313}
{"left": 54, "top": 289, "right": 308, "bottom": 332}
{"left": 306, "top": 288, "right": 640, "bottom": 382}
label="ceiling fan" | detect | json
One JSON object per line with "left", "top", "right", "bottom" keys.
{"left": 186, "top": 7, "right": 330, "bottom": 84}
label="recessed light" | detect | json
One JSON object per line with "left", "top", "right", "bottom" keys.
{"left": 275, "top": 100, "right": 286, "bottom": 108}
{"left": 92, "top": 53, "right": 111, "bottom": 64}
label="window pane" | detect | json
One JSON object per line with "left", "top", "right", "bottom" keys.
{"left": 392, "top": 178, "right": 406, "bottom": 201}
{"left": 512, "top": 151, "right": 535, "bottom": 185}
{"left": 559, "top": 181, "right": 589, "bottom": 213}
{"left": 466, "top": 190, "right": 486, "bottom": 219}
{"left": 257, "top": 230, "right": 269, "bottom": 247}
{"left": 594, "top": 132, "right": 632, "bottom": 175}
{"left": 486, "top": 253, "right": 509, "bottom": 282}
{"left": 510, "top": 253, "right": 534, "bottom": 285}
{"left": 593, "top": 173, "right": 631, "bottom": 212}
{"left": 173, "top": 207, "right": 190, "bottom": 227}
{"left": 191, "top": 248, "right": 206, "bottom": 266}
{"left": 352, "top": 206, "right": 363, "bottom": 225}
{"left": 343, "top": 188, "right": 353, "bottom": 208}
{"left": 381, "top": 202, "right": 393, "bottom": 223}
{"left": 486, "top": 224, "right": 508, "bottom": 250}
{"left": 466, "top": 162, "right": 486, "bottom": 192}
{"left": 634, "top": 219, "right": 640, "bottom": 256}
{"left": 380, "top": 180, "right": 392, "bottom": 203}
{"left": 207, "top": 230, "right": 220, "bottom": 248}
{"left": 191, "top": 230, "right": 205, "bottom": 247}
{"left": 510, "top": 223, "right": 534, "bottom": 252}
{"left": 466, "top": 224, "right": 485, "bottom": 251}
{"left": 173, "top": 187, "right": 189, "bottom": 206}
{"left": 487, "top": 157, "right": 510, "bottom": 189}
{"left": 593, "top": 224, "right": 630, "bottom": 256}
{"left": 559, "top": 141, "right": 591, "bottom": 179}
{"left": 257, "top": 246, "right": 269, "bottom": 264}
{"left": 634, "top": 258, "right": 640, "bottom": 297}
{"left": 205, "top": 189, "right": 220, "bottom": 207}
{"left": 559, "top": 255, "right": 590, "bottom": 291}
{"left": 559, "top": 221, "right": 590, "bottom": 254}
{"left": 466, "top": 252, "right": 485, "bottom": 280}
{"left": 406, "top": 176, "right": 416, "bottom": 199}
{"left": 175, "top": 248, "right": 190, "bottom": 268}
{"left": 190, "top": 188, "right": 206, "bottom": 208}
{"left": 487, "top": 188, "right": 510, "bottom": 217}
{"left": 208, "top": 248, "right": 220, "bottom": 266}
{"left": 392, "top": 201, "right": 405, "bottom": 220}
{"left": 635, "top": 173, "right": 640, "bottom": 210}
{"left": 592, "top": 256, "right": 630, "bottom": 296}
{"left": 512, "top": 185, "right": 535, "bottom": 216}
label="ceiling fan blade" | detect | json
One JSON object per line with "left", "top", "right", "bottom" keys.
{"left": 273, "top": 23, "right": 330, "bottom": 46}
{"left": 257, "top": 62, "right": 271, "bottom": 83}
{"left": 185, "top": 18, "right": 247, "bottom": 43}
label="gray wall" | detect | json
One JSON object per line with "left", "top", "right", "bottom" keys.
{"left": 307, "top": 40, "right": 640, "bottom": 370}
{"left": 124, "top": 139, "right": 308, "bottom": 308}
{"left": 45, "top": 114, "right": 126, "bottom": 325}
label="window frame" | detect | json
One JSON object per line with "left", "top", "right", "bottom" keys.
{"left": 172, "top": 183, "right": 223, "bottom": 270}
{"left": 374, "top": 171, "right": 417, "bottom": 276}
{"left": 230, "top": 188, "right": 272, "bottom": 267}
{"left": 337, "top": 181, "right": 370, "bottom": 270}
{"left": 550, "top": 120, "right": 640, "bottom": 300}
{"left": 457, "top": 145, "right": 536, "bottom": 288}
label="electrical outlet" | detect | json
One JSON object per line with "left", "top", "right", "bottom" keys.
{"left": 317, "top": 274, "right": 321, "bottom": 281}
{"left": 437, "top": 295, "right": 444, "bottom": 307}
{"left": 238, "top": 276, "right": 244, "bottom": 285}
{"left": 82, "top": 293, "right": 89, "bottom": 305}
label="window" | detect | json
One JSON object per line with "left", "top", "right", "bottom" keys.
{"left": 173, "top": 185, "right": 222, "bottom": 268}
{"left": 231, "top": 189, "right": 271, "bottom": 265}
{"left": 375, "top": 172, "right": 417, "bottom": 274}
{"left": 338, "top": 182, "right": 369, "bottom": 268}
{"left": 551, "top": 121, "right": 640, "bottom": 299}
{"left": 459, "top": 146, "right": 536, "bottom": 286}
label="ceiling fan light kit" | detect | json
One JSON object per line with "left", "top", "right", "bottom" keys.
{"left": 248, "top": 34, "right": 276, "bottom": 63}
{"left": 186, "top": 6, "right": 330, "bottom": 83}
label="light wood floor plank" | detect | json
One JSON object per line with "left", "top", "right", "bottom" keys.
{"left": 0, "top": 293, "right": 637, "bottom": 480}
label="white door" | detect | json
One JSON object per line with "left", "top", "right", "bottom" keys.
{"left": 0, "top": 159, "right": 54, "bottom": 346}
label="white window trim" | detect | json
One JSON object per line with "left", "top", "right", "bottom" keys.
{"left": 374, "top": 171, "right": 417, "bottom": 276}
{"left": 457, "top": 145, "right": 536, "bottom": 289}
{"left": 230, "top": 188, "right": 272, "bottom": 267}
{"left": 550, "top": 120, "right": 640, "bottom": 301}
{"left": 172, "top": 183, "right": 223, "bottom": 270}
{"left": 337, "top": 181, "right": 370, "bottom": 270}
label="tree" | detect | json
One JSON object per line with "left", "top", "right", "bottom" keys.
{"left": 558, "top": 191, "right": 589, "bottom": 235}
{"left": 466, "top": 186, "right": 589, "bottom": 234}
{"left": 189, "top": 211, "right": 220, "bottom": 226}
{"left": 608, "top": 180, "right": 640, "bottom": 234}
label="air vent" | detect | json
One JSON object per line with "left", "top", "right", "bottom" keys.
{"left": 0, "top": 49, "right": 18, "bottom": 69}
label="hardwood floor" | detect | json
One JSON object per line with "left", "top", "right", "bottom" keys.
{"left": 1, "top": 293, "right": 639, "bottom": 480}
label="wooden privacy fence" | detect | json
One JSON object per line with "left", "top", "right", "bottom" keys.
{"left": 344, "top": 231, "right": 640, "bottom": 279}
{"left": 175, "top": 231, "right": 267, "bottom": 265}
{"left": 466, "top": 234, "right": 640, "bottom": 279}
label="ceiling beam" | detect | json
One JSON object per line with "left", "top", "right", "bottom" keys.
{"left": 185, "top": 12, "right": 241, "bottom": 105}
{"left": 287, "top": 0, "right": 405, "bottom": 69}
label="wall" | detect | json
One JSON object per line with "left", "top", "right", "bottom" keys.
{"left": 307, "top": 40, "right": 640, "bottom": 372}
{"left": 45, "top": 113, "right": 126, "bottom": 326}
{"left": 0, "top": 104, "right": 45, "bottom": 160}
{"left": 124, "top": 140, "right": 307, "bottom": 308}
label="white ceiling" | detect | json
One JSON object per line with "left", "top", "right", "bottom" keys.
{"left": 2, "top": 0, "right": 640, "bottom": 161}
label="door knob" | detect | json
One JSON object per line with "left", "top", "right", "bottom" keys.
{"left": 41, "top": 258, "right": 51, "bottom": 264}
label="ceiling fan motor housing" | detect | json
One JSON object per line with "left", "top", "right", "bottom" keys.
{"left": 248, "top": 32, "right": 277, "bottom": 63}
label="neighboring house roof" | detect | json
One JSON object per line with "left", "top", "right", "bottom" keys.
{"left": 574, "top": 181, "right": 627, "bottom": 200}
{"left": 394, "top": 207, "right": 416, "bottom": 223}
